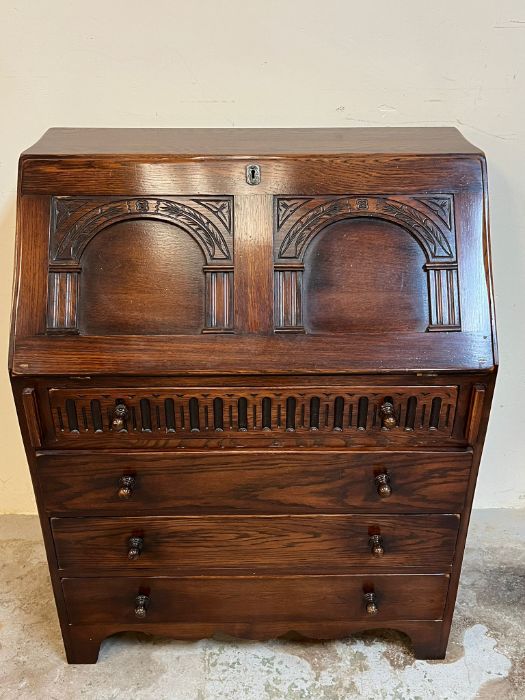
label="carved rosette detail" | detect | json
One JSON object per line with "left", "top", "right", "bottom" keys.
{"left": 274, "top": 195, "right": 460, "bottom": 333}
{"left": 47, "top": 196, "right": 234, "bottom": 334}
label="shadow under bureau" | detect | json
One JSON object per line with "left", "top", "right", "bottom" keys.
{"left": 9, "top": 127, "right": 497, "bottom": 663}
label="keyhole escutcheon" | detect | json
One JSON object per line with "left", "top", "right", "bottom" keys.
{"left": 246, "top": 163, "right": 261, "bottom": 185}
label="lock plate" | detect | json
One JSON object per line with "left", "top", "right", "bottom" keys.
{"left": 246, "top": 164, "right": 261, "bottom": 185}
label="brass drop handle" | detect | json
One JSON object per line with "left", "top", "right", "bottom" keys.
{"left": 118, "top": 475, "right": 136, "bottom": 499}
{"left": 379, "top": 401, "right": 397, "bottom": 430}
{"left": 369, "top": 534, "right": 384, "bottom": 557}
{"left": 127, "top": 536, "right": 144, "bottom": 560}
{"left": 364, "top": 591, "right": 379, "bottom": 615}
{"left": 112, "top": 403, "right": 129, "bottom": 431}
{"left": 375, "top": 473, "right": 392, "bottom": 498}
{"left": 134, "top": 593, "right": 150, "bottom": 618}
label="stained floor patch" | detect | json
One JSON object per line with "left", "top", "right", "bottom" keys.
{"left": 0, "top": 510, "right": 523, "bottom": 700}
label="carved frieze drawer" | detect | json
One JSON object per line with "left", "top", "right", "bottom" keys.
{"left": 44, "top": 384, "right": 458, "bottom": 447}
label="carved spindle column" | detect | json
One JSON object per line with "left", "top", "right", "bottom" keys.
{"left": 425, "top": 263, "right": 460, "bottom": 331}
{"left": 46, "top": 265, "right": 81, "bottom": 333}
{"left": 203, "top": 266, "right": 234, "bottom": 333}
{"left": 274, "top": 265, "right": 304, "bottom": 332}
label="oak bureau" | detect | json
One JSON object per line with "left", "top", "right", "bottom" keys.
{"left": 9, "top": 127, "right": 497, "bottom": 663}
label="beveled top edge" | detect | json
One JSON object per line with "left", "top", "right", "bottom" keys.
{"left": 21, "top": 127, "right": 484, "bottom": 159}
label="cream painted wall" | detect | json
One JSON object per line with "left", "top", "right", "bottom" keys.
{"left": 1, "top": 0, "right": 524, "bottom": 513}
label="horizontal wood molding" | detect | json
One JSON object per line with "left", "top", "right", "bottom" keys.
{"left": 20, "top": 157, "right": 484, "bottom": 196}
{"left": 12, "top": 332, "right": 495, "bottom": 376}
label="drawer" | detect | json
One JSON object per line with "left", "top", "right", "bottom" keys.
{"left": 38, "top": 450, "right": 472, "bottom": 515}
{"left": 51, "top": 514, "right": 460, "bottom": 574}
{"left": 62, "top": 574, "right": 450, "bottom": 625}
{"left": 42, "top": 384, "right": 460, "bottom": 448}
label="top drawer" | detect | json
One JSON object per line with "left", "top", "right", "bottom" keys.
{"left": 40, "top": 384, "right": 459, "bottom": 448}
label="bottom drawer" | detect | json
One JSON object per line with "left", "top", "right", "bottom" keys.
{"left": 62, "top": 574, "right": 449, "bottom": 625}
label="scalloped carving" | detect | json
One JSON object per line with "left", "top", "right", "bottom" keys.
{"left": 276, "top": 196, "right": 455, "bottom": 262}
{"left": 52, "top": 197, "right": 233, "bottom": 263}
{"left": 47, "top": 196, "right": 234, "bottom": 334}
{"left": 274, "top": 194, "right": 460, "bottom": 333}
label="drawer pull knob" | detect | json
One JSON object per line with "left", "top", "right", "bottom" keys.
{"left": 112, "top": 404, "right": 129, "bottom": 431}
{"left": 134, "top": 593, "right": 150, "bottom": 618}
{"left": 374, "top": 473, "right": 392, "bottom": 498}
{"left": 118, "top": 475, "right": 136, "bottom": 499}
{"left": 364, "top": 592, "right": 379, "bottom": 615}
{"left": 369, "top": 534, "right": 385, "bottom": 557}
{"left": 128, "top": 536, "right": 144, "bottom": 560}
{"left": 379, "top": 401, "right": 397, "bottom": 430}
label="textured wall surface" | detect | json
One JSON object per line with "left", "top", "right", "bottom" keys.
{"left": 1, "top": 1, "right": 524, "bottom": 512}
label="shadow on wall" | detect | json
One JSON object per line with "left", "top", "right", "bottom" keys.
{"left": 0, "top": 193, "right": 36, "bottom": 514}
{"left": 475, "top": 155, "right": 525, "bottom": 508}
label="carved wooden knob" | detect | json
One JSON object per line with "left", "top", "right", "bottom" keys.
{"left": 364, "top": 591, "right": 379, "bottom": 615}
{"left": 127, "top": 536, "right": 144, "bottom": 560}
{"left": 134, "top": 593, "right": 150, "bottom": 618}
{"left": 112, "top": 403, "right": 129, "bottom": 431}
{"left": 118, "top": 475, "right": 136, "bottom": 499}
{"left": 379, "top": 401, "right": 397, "bottom": 430}
{"left": 375, "top": 473, "right": 392, "bottom": 498}
{"left": 369, "top": 534, "right": 385, "bottom": 557}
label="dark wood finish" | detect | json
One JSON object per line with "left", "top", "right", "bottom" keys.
{"left": 36, "top": 450, "right": 472, "bottom": 515}
{"left": 42, "top": 383, "right": 459, "bottom": 447}
{"left": 51, "top": 514, "right": 460, "bottom": 574}
{"left": 465, "top": 384, "right": 487, "bottom": 445}
{"left": 22, "top": 127, "right": 483, "bottom": 156}
{"left": 21, "top": 388, "right": 42, "bottom": 448}
{"left": 61, "top": 574, "right": 450, "bottom": 624}
{"left": 10, "top": 128, "right": 497, "bottom": 663}
{"left": 303, "top": 219, "right": 430, "bottom": 333}
{"left": 78, "top": 221, "right": 206, "bottom": 335}
{"left": 63, "top": 619, "right": 447, "bottom": 663}
{"left": 11, "top": 334, "right": 495, "bottom": 376}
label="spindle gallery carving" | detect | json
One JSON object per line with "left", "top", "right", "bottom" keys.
{"left": 273, "top": 194, "right": 460, "bottom": 333}
{"left": 47, "top": 197, "right": 234, "bottom": 334}
{"left": 47, "top": 385, "right": 458, "bottom": 443}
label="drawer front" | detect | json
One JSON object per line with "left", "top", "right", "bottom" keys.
{"left": 62, "top": 574, "right": 450, "bottom": 625}
{"left": 38, "top": 450, "right": 472, "bottom": 515}
{"left": 44, "top": 384, "right": 459, "bottom": 448}
{"left": 51, "top": 514, "right": 460, "bottom": 574}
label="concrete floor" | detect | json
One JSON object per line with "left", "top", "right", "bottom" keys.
{"left": 0, "top": 510, "right": 523, "bottom": 700}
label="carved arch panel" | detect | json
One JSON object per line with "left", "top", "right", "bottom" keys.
{"left": 274, "top": 195, "right": 460, "bottom": 333}
{"left": 46, "top": 197, "right": 234, "bottom": 334}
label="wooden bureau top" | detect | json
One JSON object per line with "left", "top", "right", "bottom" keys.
{"left": 11, "top": 127, "right": 496, "bottom": 377}
{"left": 22, "top": 127, "right": 482, "bottom": 159}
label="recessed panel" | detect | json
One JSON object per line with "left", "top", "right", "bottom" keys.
{"left": 78, "top": 220, "right": 205, "bottom": 335}
{"left": 303, "top": 218, "right": 429, "bottom": 333}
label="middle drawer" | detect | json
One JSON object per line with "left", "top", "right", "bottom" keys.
{"left": 51, "top": 514, "right": 460, "bottom": 574}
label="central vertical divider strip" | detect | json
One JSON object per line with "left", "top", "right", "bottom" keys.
{"left": 234, "top": 194, "right": 274, "bottom": 334}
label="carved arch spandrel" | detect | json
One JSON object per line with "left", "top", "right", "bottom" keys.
{"left": 273, "top": 195, "right": 460, "bottom": 334}
{"left": 46, "top": 196, "right": 234, "bottom": 334}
